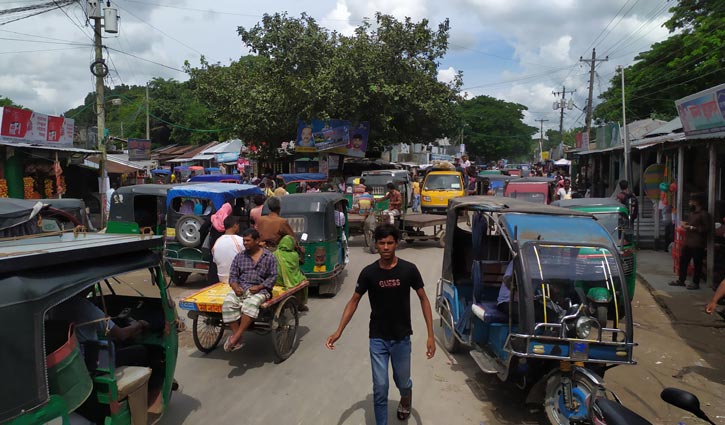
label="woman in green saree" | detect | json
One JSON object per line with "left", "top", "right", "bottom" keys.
{"left": 273, "top": 235, "right": 309, "bottom": 310}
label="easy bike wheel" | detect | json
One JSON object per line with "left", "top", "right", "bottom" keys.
{"left": 544, "top": 371, "right": 601, "bottom": 425}
{"left": 192, "top": 314, "right": 224, "bottom": 353}
{"left": 439, "top": 298, "right": 461, "bottom": 353}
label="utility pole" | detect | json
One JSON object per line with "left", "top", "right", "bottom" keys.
{"left": 535, "top": 118, "right": 549, "bottom": 162}
{"left": 552, "top": 86, "right": 575, "bottom": 141}
{"left": 92, "top": 12, "right": 107, "bottom": 227}
{"left": 618, "top": 65, "right": 631, "bottom": 185}
{"left": 580, "top": 48, "right": 608, "bottom": 146}
{"left": 145, "top": 83, "right": 150, "bottom": 140}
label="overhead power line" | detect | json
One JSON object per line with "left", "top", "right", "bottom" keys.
{"left": 105, "top": 46, "right": 185, "bottom": 72}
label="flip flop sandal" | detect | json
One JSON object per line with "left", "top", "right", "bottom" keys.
{"left": 224, "top": 336, "right": 244, "bottom": 352}
{"left": 397, "top": 396, "right": 411, "bottom": 421}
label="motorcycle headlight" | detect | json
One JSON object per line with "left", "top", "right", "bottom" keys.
{"left": 576, "top": 316, "right": 598, "bottom": 340}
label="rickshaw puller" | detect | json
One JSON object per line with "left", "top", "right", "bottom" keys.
{"left": 378, "top": 183, "right": 403, "bottom": 225}
{"left": 221, "top": 228, "right": 277, "bottom": 352}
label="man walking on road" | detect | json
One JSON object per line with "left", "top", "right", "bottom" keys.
{"left": 326, "top": 223, "right": 435, "bottom": 424}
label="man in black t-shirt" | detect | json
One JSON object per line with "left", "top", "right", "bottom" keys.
{"left": 326, "top": 224, "right": 435, "bottom": 424}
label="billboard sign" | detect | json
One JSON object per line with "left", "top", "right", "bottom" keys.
{"left": 0, "top": 106, "right": 74, "bottom": 146}
{"left": 296, "top": 119, "right": 370, "bottom": 158}
{"left": 128, "top": 138, "right": 151, "bottom": 161}
{"left": 676, "top": 84, "right": 725, "bottom": 136}
{"left": 216, "top": 152, "right": 239, "bottom": 162}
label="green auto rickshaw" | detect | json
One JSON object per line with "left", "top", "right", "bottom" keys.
{"left": 552, "top": 198, "right": 636, "bottom": 299}
{"left": 266, "top": 192, "right": 349, "bottom": 296}
{"left": 107, "top": 184, "right": 182, "bottom": 236}
{"left": 0, "top": 231, "right": 179, "bottom": 425}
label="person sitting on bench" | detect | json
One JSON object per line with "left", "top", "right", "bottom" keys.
{"left": 496, "top": 261, "right": 517, "bottom": 321}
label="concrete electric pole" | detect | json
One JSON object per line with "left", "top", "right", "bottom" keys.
{"left": 580, "top": 48, "right": 608, "bottom": 147}
{"left": 88, "top": 0, "right": 118, "bottom": 227}
{"left": 535, "top": 118, "right": 549, "bottom": 162}
{"left": 552, "top": 86, "right": 575, "bottom": 141}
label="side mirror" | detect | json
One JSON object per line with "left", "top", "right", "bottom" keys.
{"left": 660, "top": 388, "right": 714, "bottom": 424}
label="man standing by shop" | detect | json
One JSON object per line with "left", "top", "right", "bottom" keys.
{"left": 326, "top": 224, "right": 435, "bottom": 424}
{"left": 670, "top": 193, "right": 710, "bottom": 290}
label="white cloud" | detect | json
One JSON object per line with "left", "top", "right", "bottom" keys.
{"left": 437, "top": 67, "right": 457, "bottom": 84}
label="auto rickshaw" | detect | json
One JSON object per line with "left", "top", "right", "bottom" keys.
{"left": 276, "top": 173, "right": 328, "bottom": 193}
{"left": 0, "top": 231, "right": 178, "bottom": 425}
{"left": 107, "top": 184, "right": 181, "bottom": 236}
{"left": 552, "top": 198, "right": 636, "bottom": 300}
{"left": 476, "top": 174, "right": 517, "bottom": 197}
{"left": 420, "top": 168, "right": 465, "bottom": 214}
{"left": 436, "top": 197, "right": 635, "bottom": 425}
{"left": 189, "top": 174, "right": 243, "bottom": 183}
{"left": 164, "top": 183, "right": 263, "bottom": 285}
{"left": 505, "top": 176, "right": 557, "bottom": 204}
{"left": 264, "top": 192, "right": 349, "bottom": 296}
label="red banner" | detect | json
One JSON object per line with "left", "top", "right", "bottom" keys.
{"left": 0, "top": 106, "right": 74, "bottom": 146}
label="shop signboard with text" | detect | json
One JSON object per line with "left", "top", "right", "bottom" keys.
{"left": 295, "top": 119, "right": 370, "bottom": 158}
{"left": 128, "top": 138, "right": 151, "bottom": 161}
{"left": 0, "top": 106, "right": 74, "bottom": 146}
{"left": 676, "top": 84, "right": 725, "bottom": 136}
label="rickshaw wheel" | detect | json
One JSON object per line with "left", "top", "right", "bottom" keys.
{"left": 171, "top": 271, "right": 190, "bottom": 286}
{"left": 192, "top": 314, "right": 225, "bottom": 353}
{"left": 272, "top": 297, "right": 299, "bottom": 362}
{"left": 439, "top": 298, "right": 461, "bottom": 353}
{"left": 543, "top": 371, "right": 600, "bottom": 425}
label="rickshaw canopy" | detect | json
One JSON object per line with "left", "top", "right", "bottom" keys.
{"left": 0, "top": 234, "right": 163, "bottom": 423}
{"left": 264, "top": 192, "right": 348, "bottom": 242}
{"left": 441, "top": 197, "right": 595, "bottom": 282}
{"left": 165, "top": 183, "right": 263, "bottom": 210}
{"left": 189, "top": 174, "right": 242, "bottom": 183}
{"left": 151, "top": 169, "right": 171, "bottom": 175}
{"left": 277, "top": 173, "right": 327, "bottom": 183}
{"left": 552, "top": 198, "right": 627, "bottom": 211}
{"left": 0, "top": 198, "right": 46, "bottom": 231}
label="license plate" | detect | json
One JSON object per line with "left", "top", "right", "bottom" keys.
{"left": 166, "top": 228, "right": 176, "bottom": 237}
{"left": 571, "top": 342, "right": 589, "bottom": 360}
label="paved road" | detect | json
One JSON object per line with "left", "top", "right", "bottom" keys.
{"left": 113, "top": 236, "right": 724, "bottom": 424}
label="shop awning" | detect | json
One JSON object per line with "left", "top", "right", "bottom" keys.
{"left": 576, "top": 145, "right": 622, "bottom": 156}
{"left": 0, "top": 141, "right": 99, "bottom": 154}
{"left": 167, "top": 158, "right": 193, "bottom": 163}
{"left": 190, "top": 154, "right": 214, "bottom": 160}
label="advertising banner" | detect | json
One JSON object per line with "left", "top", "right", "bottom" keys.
{"left": 296, "top": 119, "right": 370, "bottom": 158}
{"left": 128, "top": 138, "right": 151, "bottom": 161}
{"left": 676, "top": 84, "right": 725, "bottom": 136}
{"left": 595, "top": 123, "right": 620, "bottom": 148}
{"left": 216, "top": 152, "right": 239, "bottom": 162}
{"left": 0, "top": 106, "right": 74, "bottom": 146}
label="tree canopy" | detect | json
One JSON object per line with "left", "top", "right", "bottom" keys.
{"left": 456, "top": 95, "right": 537, "bottom": 162}
{"left": 186, "top": 12, "right": 463, "bottom": 149}
{"left": 594, "top": 0, "right": 724, "bottom": 123}
{"left": 0, "top": 96, "right": 22, "bottom": 108}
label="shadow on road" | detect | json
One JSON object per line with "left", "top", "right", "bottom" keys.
{"left": 159, "top": 391, "right": 202, "bottom": 424}
{"left": 336, "top": 393, "right": 424, "bottom": 425}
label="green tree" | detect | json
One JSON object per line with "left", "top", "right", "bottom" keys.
{"left": 594, "top": 0, "right": 724, "bottom": 123}
{"left": 456, "top": 95, "right": 537, "bottom": 162}
{"left": 0, "top": 96, "right": 22, "bottom": 108}
{"left": 188, "top": 12, "right": 462, "bottom": 148}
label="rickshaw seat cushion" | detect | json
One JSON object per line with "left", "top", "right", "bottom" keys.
{"left": 115, "top": 366, "right": 152, "bottom": 400}
{"left": 471, "top": 260, "right": 507, "bottom": 302}
{"left": 472, "top": 301, "right": 507, "bottom": 323}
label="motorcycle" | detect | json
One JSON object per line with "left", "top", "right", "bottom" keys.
{"left": 594, "top": 387, "right": 716, "bottom": 425}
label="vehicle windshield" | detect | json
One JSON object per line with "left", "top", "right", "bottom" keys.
{"left": 595, "top": 212, "right": 631, "bottom": 243}
{"left": 424, "top": 174, "right": 461, "bottom": 191}
{"left": 508, "top": 191, "right": 545, "bottom": 203}
{"left": 522, "top": 243, "right": 626, "bottom": 324}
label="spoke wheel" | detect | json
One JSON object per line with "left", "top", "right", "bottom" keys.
{"left": 192, "top": 314, "right": 224, "bottom": 353}
{"left": 544, "top": 372, "right": 600, "bottom": 425}
{"left": 272, "top": 298, "right": 299, "bottom": 362}
{"left": 439, "top": 298, "right": 460, "bottom": 353}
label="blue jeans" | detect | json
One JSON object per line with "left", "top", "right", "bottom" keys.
{"left": 412, "top": 194, "right": 420, "bottom": 212}
{"left": 369, "top": 337, "right": 412, "bottom": 425}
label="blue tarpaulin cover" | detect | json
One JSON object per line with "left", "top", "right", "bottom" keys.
{"left": 277, "top": 173, "right": 327, "bottom": 183}
{"left": 166, "top": 183, "right": 262, "bottom": 209}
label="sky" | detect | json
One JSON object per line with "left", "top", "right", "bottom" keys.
{"left": 0, "top": 0, "right": 674, "bottom": 137}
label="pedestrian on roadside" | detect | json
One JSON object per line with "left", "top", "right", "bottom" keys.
{"left": 411, "top": 177, "right": 421, "bottom": 213}
{"left": 616, "top": 180, "right": 638, "bottom": 220}
{"left": 669, "top": 193, "right": 710, "bottom": 290}
{"left": 326, "top": 223, "right": 435, "bottom": 424}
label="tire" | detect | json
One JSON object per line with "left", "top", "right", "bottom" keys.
{"left": 596, "top": 305, "right": 608, "bottom": 329}
{"left": 171, "top": 271, "right": 190, "bottom": 286}
{"left": 272, "top": 298, "right": 300, "bottom": 362}
{"left": 544, "top": 371, "right": 600, "bottom": 425}
{"left": 439, "top": 298, "right": 461, "bottom": 353}
{"left": 192, "top": 314, "right": 225, "bottom": 353}
{"left": 437, "top": 229, "right": 446, "bottom": 248}
{"left": 175, "top": 214, "right": 204, "bottom": 247}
